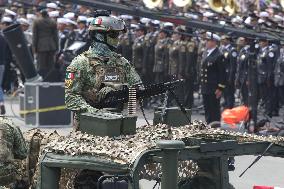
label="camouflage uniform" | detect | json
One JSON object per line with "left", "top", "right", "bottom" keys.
{"left": 0, "top": 117, "right": 27, "bottom": 187}
{"left": 65, "top": 43, "right": 141, "bottom": 128}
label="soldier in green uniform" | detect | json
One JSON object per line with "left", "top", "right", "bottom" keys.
{"left": 153, "top": 25, "right": 172, "bottom": 84}
{"left": 65, "top": 12, "right": 141, "bottom": 130}
{"left": 0, "top": 117, "right": 27, "bottom": 188}
{"left": 184, "top": 31, "right": 198, "bottom": 109}
{"left": 168, "top": 26, "right": 187, "bottom": 104}
{"left": 132, "top": 24, "right": 146, "bottom": 78}
{"left": 143, "top": 20, "right": 158, "bottom": 85}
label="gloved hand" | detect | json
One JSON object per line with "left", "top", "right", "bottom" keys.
{"left": 97, "top": 86, "right": 115, "bottom": 101}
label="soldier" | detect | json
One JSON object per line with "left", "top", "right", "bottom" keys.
{"left": 200, "top": 32, "right": 226, "bottom": 124}
{"left": 256, "top": 38, "right": 275, "bottom": 117}
{"left": 65, "top": 12, "right": 141, "bottom": 130}
{"left": 63, "top": 19, "right": 77, "bottom": 50}
{"left": 132, "top": 24, "right": 146, "bottom": 78}
{"left": 75, "top": 16, "right": 89, "bottom": 42}
{"left": 235, "top": 37, "right": 250, "bottom": 105}
{"left": 32, "top": 9, "right": 58, "bottom": 78}
{"left": 116, "top": 15, "right": 133, "bottom": 62}
{"left": 272, "top": 41, "right": 284, "bottom": 116}
{"left": 143, "top": 20, "right": 159, "bottom": 85}
{"left": 0, "top": 117, "right": 27, "bottom": 188}
{"left": 168, "top": 26, "right": 187, "bottom": 104}
{"left": 220, "top": 35, "right": 238, "bottom": 109}
{"left": 184, "top": 29, "right": 197, "bottom": 109}
{"left": 153, "top": 25, "right": 172, "bottom": 83}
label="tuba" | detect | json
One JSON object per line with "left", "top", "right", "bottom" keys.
{"left": 208, "top": 0, "right": 224, "bottom": 13}
{"left": 224, "top": 0, "right": 238, "bottom": 16}
{"left": 143, "top": 0, "right": 163, "bottom": 9}
{"left": 280, "top": 0, "right": 284, "bottom": 9}
{"left": 173, "top": 0, "right": 192, "bottom": 7}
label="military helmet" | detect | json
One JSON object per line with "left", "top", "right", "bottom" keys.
{"left": 89, "top": 16, "right": 126, "bottom": 32}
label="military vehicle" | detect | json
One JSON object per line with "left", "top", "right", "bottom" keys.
{"left": 3, "top": 1, "right": 284, "bottom": 188}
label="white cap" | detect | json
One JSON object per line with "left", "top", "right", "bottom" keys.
{"left": 203, "top": 11, "right": 215, "bottom": 18}
{"left": 49, "top": 11, "right": 60, "bottom": 18}
{"left": 184, "top": 13, "right": 199, "bottom": 19}
{"left": 231, "top": 16, "right": 242, "bottom": 24}
{"left": 77, "top": 15, "right": 87, "bottom": 22}
{"left": 150, "top": 20, "right": 160, "bottom": 25}
{"left": 57, "top": 18, "right": 68, "bottom": 24}
{"left": 120, "top": 15, "right": 133, "bottom": 20}
{"left": 163, "top": 22, "right": 174, "bottom": 27}
{"left": 274, "top": 15, "right": 284, "bottom": 22}
{"left": 259, "top": 11, "right": 269, "bottom": 18}
{"left": 258, "top": 18, "right": 265, "bottom": 24}
{"left": 26, "top": 14, "right": 36, "bottom": 20}
{"left": 244, "top": 17, "right": 251, "bottom": 25}
{"left": 219, "top": 20, "right": 226, "bottom": 25}
{"left": 205, "top": 32, "right": 220, "bottom": 41}
{"left": 63, "top": 12, "right": 75, "bottom": 20}
{"left": 17, "top": 18, "right": 30, "bottom": 25}
{"left": 47, "top": 2, "right": 58, "bottom": 9}
{"left": 65, "top": 18, "right": 77, "bottom": 26}
{"left": 1, "top": 16, "right": 13, "bottom": 23}
{"left": 140, "top": 17, "right": 150, "bottom": 24}
{"left": 131, "top": 24, "right": 138, "bottom": 29}
{"left": 86, "top": 17, "right": 94, "bottom": 23}
{"left": 5, "top": 9, "right": 17, "bottom": 16}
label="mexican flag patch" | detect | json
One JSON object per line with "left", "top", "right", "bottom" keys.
{"left": 66, "top": 72, "right": 75, "bottom": 80}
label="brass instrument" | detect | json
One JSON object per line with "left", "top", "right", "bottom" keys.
{"left": 143, "top": 0, "right": 163, "bottom": 9}
{"left": 208, "top": 0, "right": 238, "bottom": 15}
{"left": 208, "top": 0, "right": 224, "bottom": 13}
{"left": 280, "top": 0, "right": 284, "bottom": 9}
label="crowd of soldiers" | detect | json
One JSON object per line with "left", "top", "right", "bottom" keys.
{"left": 0, "top": 0, "right": 283, "bottom": 124}
{"left": 119, "top": 16, "right": 284, "bottom": 120}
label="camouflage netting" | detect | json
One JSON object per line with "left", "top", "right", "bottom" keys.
{"left": 20, "top": 120, "right": 284, "bottom": 187}
{"left": 40, "top": 120, "right": 284, "bottom": 182}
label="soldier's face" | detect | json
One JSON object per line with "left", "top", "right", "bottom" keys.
{"left": 135, "top": 30, "right": 144, "bottom": 38}
{"left": 259, "top": 41, "right": 268, "bottom": 48}
{"left": 172, "top": 33, "right": 180, "bottom": 41}
{"left": 57, "top": 23, "right": 66, "bottom": 31}
{"left": 206, "top": 40, "right": 217, "bottom": 49}
{"left": 158, "top": 32, "right": 166, "bottom": 39}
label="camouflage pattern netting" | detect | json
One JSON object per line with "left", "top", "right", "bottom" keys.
{"left": 43, "top": 120, "right": 284, "bottom": 165}
{"left": 42, "top": 120, "right": 284, "bottom": 181}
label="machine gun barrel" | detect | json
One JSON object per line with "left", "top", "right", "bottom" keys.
{"left": 93, "top": 79, "right": 183, "bottom": 108}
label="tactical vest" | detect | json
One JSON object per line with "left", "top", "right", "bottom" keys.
{"left": 83, "top": 57, "right": 127, "bottom": 104}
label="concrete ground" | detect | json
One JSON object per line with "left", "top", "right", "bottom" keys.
{"left": 4, "top": 96, "right": 284, "bottom": 189}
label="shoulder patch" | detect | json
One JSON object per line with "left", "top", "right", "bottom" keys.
{"left": 268, "top": 52, "right": 274, "bottom": 58}
{"left": 232, "top": 51, "right": 237, "bottom": 57}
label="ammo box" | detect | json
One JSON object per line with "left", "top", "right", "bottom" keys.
{"left": 153, "top": 107, "right": 191, "bottom": 127}
{"left": 79, "top": 112, "right": 137, "bottom": 136}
